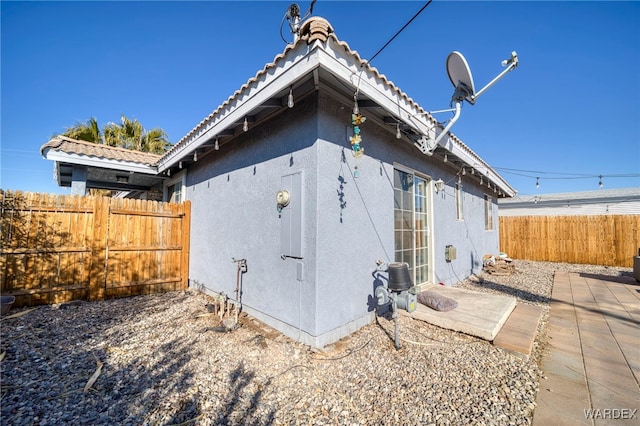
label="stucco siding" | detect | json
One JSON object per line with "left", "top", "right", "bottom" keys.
{"left": 312, "top": 93, "right": 392, "bottom": 343}
{"left": 432, "top": 183, "right": 500, "bottom": 283}
{"left": 184, "top": 91, "right": 501, "bottom": 347}
{"left": 186, "top": 94, "right": 320, "bottom": 341}
{"left": 317, "top": 93, "right": 499, "bottom": 287}
{"left": 313, "top": 139, "right": 392, "bottom": 339}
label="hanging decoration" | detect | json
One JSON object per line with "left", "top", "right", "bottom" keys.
{"left": 350, "top": 112, "right": 366, "bottom": 177}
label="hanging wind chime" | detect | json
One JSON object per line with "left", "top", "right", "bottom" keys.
{"left": 350, "top": 96, "right": 366, "bottom": 177}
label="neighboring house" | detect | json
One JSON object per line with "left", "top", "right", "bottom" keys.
{"left": 498, "top": 188, "right": 640, "bottom": 216}
{"left": 40, "top": 136, "right": 165, "bottom": 200}
{"left": 41, "top": 17, "right": 516, "bottom": 348}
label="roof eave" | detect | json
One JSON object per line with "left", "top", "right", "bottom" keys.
{"left": 42, "top": 149, "right": 159, "bottom": 175}
{"left": 158, "top": 18, "right": 516, "bottom": 197}
{"left": 156, "top": 40, "right": 323, "bottom": 173}
{"left": 317, "top": 36, "right": 517, "bottom": 197}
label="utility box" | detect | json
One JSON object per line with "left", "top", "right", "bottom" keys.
{"left": 445, "top": 245, "right": 457, "bottom": 262}
{"left": 280, "top": 172, "right": 303, "bottom": 259}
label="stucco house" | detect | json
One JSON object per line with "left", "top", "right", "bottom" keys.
{"left": 41, "top": 17, "right": 516, "bottom": 348}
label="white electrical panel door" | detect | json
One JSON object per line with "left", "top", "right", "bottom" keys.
{"left": 280, "top": 172, "right": 303, "bottom": 258}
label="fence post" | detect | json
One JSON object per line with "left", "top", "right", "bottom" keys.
{"left": 180, "top": 200, "right": 191, "bottom": 290}
{"left": 89, "top": 196, "right": 109, "bottom": 301}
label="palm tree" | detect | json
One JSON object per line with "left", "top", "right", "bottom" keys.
{"left": 63, "top": 117, "right": 102, "bottom": 144}
{"left": 142, "top": 128, "right": 171, "bottom": 155}
{"left": 62, "top": 115, "right": 171, "bottom": 154}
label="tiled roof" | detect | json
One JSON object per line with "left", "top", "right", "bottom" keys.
{"left": 167, "top": 16, "right": 487, "bottom": 175}
{"left": 41, "top": 136, "right": 162, "bottom": 166}
{"left": 168, "top": 16, "right": 435, "bottom": 155}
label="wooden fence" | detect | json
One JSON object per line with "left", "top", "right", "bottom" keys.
{"left": 1, "top": 191, "right": 190, "bottom": 308}
{"left": 499, "top": 215, "right": 640, "bottom": 268}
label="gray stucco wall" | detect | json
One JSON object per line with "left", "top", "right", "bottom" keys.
{"left": 184, "top": 91, "right": 501, "bottom": 348}
{"left": 315, "top": 92, "right": 499, "bottom": 291}
{"left": 186, "top": 93, "right": 320, "bottom": 344}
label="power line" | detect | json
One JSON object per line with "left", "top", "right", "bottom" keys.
{"left": 493, "top": 166, "right": 640, "bottom": 180}
{"left": 365, "top": 0, "right": 433, "bottom": 66}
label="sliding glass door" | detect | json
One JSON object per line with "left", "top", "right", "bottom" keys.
{"left": 394, "top": 168, "right": 430, "bottom": 286}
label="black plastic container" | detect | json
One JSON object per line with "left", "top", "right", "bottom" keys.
{"left": 387, "top": 262, "right": 412, "bottom": 292}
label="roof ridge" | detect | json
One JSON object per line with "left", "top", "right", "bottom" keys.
{"left": 48, "top": 135, "right": 162, "bottom": 158}
{"left": 161, "top": 16, "right": 512, "bottom": 195}
{"left": 171, "top": 33, "right": 309, "bottom": 151}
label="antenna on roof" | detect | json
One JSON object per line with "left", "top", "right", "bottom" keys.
{"left": 287, "top": 3, "right": 301, "bottom": 33}
{"left": 280, "top": 1, "right": 317, "bottom": 44}
{"left": 414, "top": 51, "right": 519, "bottom": 155}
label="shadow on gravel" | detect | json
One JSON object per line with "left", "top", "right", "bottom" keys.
{"left": 101, "top": 301, "right": 277, "bottom": 425}
{"left": 463, "top": 279, "right": 551, "bottom": 304}
{"left": 212, "top": 362, "right": 276, "bottom": 426}
{"left": 0, "top": 292, "right": 283, "bottom": 426}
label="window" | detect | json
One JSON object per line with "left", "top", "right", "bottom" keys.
{"left": 167, "top": 182, "right": 182, "bottom": 203}
{"left": 164, "top": 174, "right": 185, "bottom": 203}
{"left": 394, "top": 167, "right": 430, "bottom": 285}
{"left": 455, "top": 183, "right": 463, "bottom": 221}
{"left": 484, "top": 194, "right": 494, "bottom": 231}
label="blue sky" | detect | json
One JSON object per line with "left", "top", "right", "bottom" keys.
{"left": 2, "top": 1, "right": 639, "bottom": 197}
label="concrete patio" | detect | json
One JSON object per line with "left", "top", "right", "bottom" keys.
{"left": 405, "top": 284, "right": 517, "bottom": 341}
{"left": 533, "top": 271, "right": 640, "bottom": 425}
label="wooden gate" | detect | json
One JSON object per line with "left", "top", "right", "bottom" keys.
{"left": 0, "top": 191, "right": 190, "bottom": 308}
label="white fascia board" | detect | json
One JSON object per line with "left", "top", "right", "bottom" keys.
{"left": 43, "top": 150, "right": 158, "bottom": 175}
{"left": 318, "top": 38, "right": 515, "bottom": 197}
{"left": 441, "top": 139, "right": 516, "bottom": 197}
{"left": 157, "top": 43, "right": 322, "bottom": 172}
{"left": 317, "top": 39, "right": 437, "bottom": 140}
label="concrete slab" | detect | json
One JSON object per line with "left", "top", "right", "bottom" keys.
{"left": 533, "top": 271, "right": 640, "bottom": 426}
{"left": 403, "top": 284, "right": 517, "bottom": 341}
{"left": 493, "top": 303, "right": 543, "bottom": 359}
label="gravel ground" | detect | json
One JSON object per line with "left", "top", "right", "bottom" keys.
{"left": 1, "top": 260, "right": 632, "bottom": 426}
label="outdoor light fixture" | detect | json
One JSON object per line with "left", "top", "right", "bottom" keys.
{"left": 444, "top": 154, "right": 448, "bottom": 163}
{"left": 179, "top": 161, "right": 183, "bottom": 169}
{"left": 353, "top": 96, "right": 359, "bottom": 115}
{"left": 396, "top": 122, "right": 402, "bottom": 139}
{"left": 288, "top": 87, "right": 294, "bottom": 108}
{"left": 194, "top": 151, "right": 198, "bottom": 162}
{"left": 243, "top": 117, "right": 249, "bottom": 132}
{"left": 214, "top": 137, "right": 219, "bottom": 150}
{"left": 462, "top": 167, "right": 466, "bottom": 175}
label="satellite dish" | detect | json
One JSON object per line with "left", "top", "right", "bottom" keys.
{"left": 413, "top": 50, "right": 519, "bottom": 155}
{"left": 446, "top": 51, "right": 476, "bottom": 105}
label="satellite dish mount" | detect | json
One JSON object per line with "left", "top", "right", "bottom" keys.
{"left": 415, "top": 51, "right": 518, "bottom": 155}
